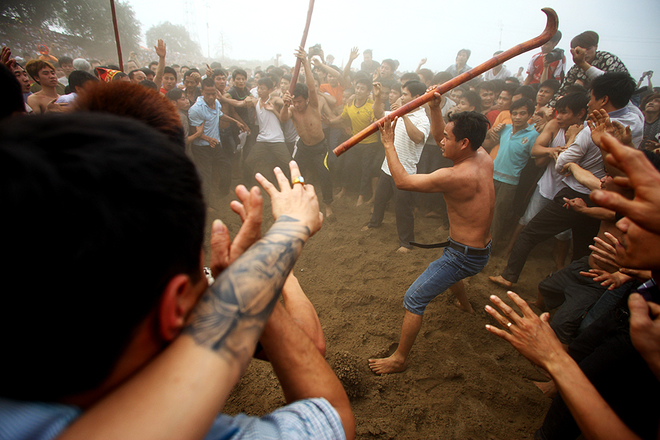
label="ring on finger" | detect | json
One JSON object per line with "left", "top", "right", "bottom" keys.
{"left": 507, "top": 322, "right": 512, "bottom": 328}
{"left": 292, "top": 176, "right": 305, "bottom": 186}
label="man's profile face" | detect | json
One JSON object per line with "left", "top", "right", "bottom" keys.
{"left": 292, "top": 95, "right": 307, "bottom": 112}
{"left": 202, "top": 86, "right": 217, "bottom": 105}
{"left": 588, "top": 91, "right": 606, "bottom": 114}
{"left": 615, "top": 216, "right": 660, "bottom": 269}
{"left": 38, "top": 66, "right": 58, "bottom": 87}
{"left": 400, "top": 87, "right": 415, "bottom": 105}
{"left": 536, "top": 86, "right": 554, "bottom": 106}
{"left": 496, "top": 91, "right": 512, "bottom": 110}
{"left": 645, "top": 98, "right": 660, "bottom": 113}
{"left": 176, "top": 95, "right": 190, "bottom": 111}
{"left": 13, "top": 66, "right": 31, "bottom": 93}
{"left": 440, "top": 122, "right": 465, "bottom": 158}
{"left": 389, "top": 88, "right": 401, "bottom": 104}
{"left": 233, "top": 74, "right": 246, "bottom": 90}
{"left": 163, "top": 73, "right": 177, "bottom": 91}
{"left": 511, "top": 107, "right": 530, "bottom": 130}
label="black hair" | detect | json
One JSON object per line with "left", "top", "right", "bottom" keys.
{"left": 539, "top": 78, "right": 560, "bottom": 93}
{"left": 355, "top": 77, "right": 372, "bottom": 92}
{"left": 505, "top": 76, "right": 520, "bottom": 85}
{"left": 140, "top": 67, "right": 155, "bottom": 77}
{"left": 500, "top": 83, "right": 518, "bottom": 98}
{"left": 201, "top": 77, "right": 216, "bottom": 89}
{"left": 555, "top": 92, "right": 589, "bottom": 119}
{"left": 432, "top": 71, "right": 453, "bottom": 85}
{"left": 232, "top": 68, "right": 247, "bottom": 80}
{"left": 210, "top": 61, "right": 222, "bottom": 69}
{"left": 418, "top": 68, "right": 433, "bottom": 83}
{"left": 163, "top": 66, "right": 177, "bottom": 81}
{"left": 510, "top": 98, "right": 535, "bottom": 115}
{"left": 58, "top": 56, "right": 73, "bottom": 67}
{"left": 477, "top": 80, "right": 497, "bottom": 92}
{"left": 381, "top": 59, "right": 399, "bottom": 71}
{"left": 140, "top": 79, "right": 158, "bottom": 91}
{"left": 184, "top": 68, "right": 200, "bottom": 79}
{"left": 293, "top": 83, "right": 309, "bottom": 100}
{"left": 400, "top": 72, "right": 421, "bottom": 83}
{"left": 550, "top": 30, "right": 562, "bottom": 44}
{"left": 460, "top": 90, "right": 481, "bottom": 110}
{"left": 447, "top": 111, "right": 489, "bottom": 150}
{"left": 212, "top": 68, "right": 228, "bottom": 79}
{"left": 68, "top": 70, "right": 98, "bottom": 91}
{"left": 571, "top": 30, "right": 599, "bottom": 49}
{"left": 457, "top": 49, "right": 471, "bottom": 60}
{"left": 257, "top": 77, "right": 274, "bottom": 89}
{"left": 166, "top": 87, "right": 185, "bottom": 101}
{"left": 0, "top": 112, "right": 204, "bottom": 401}
{"left": 591, "top": 72, "right": 636, "bottom": 109}
{"left": 402, "top": 80, "right": 426, "bottom": 98}
{"left": 513, "top": 85, "right": 537, "bottom": 101}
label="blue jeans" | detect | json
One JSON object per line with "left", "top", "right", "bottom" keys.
{"left": 404, "top": 240, "right": 490, "bottom": 315}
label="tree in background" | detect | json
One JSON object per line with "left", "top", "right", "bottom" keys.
{"left": 1, "top": 0, "right": 141, "bottom": 53}
{"left": 146, "top": 22, "right": 201, "bottom": 58}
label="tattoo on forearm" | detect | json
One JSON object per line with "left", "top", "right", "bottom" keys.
{"left": 184, "top": 216, "right": 310, "bottom": 361}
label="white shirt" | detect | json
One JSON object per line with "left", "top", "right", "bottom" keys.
{"left": 382, "top": 107, "right": 430, "bottom": 176}
{"left": 255, "top": 97, "right": 285, "bottom": 143}
{"left": 537, "top": 128, "right": 567, "bottom": 199}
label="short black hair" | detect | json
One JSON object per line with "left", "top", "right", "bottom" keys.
{"left": 432, "top": 71, "right": 453, "bottom": 85}
{"left": 0, "top": 112, "right": 204, "bottom": 401}
{"left": 163, "top": 66, "right": 177, "bottom": 81}
{"left": 402, "top": 80, "right": 426, "bottom": 98}
{"left": 513, "top": 85, "right": 537, "bottom": 101}
{"left": 591, "top": 72, "right": 636, "bottom": 109}
{"left": 539, "top": 79, "right": 560, "bottom": 93}
{"left": 510, "top": 98, "right": 535, "bottom": 115}
{"left": 166, "top": 87, "right": 185, "bottom": 101}
{"left": 555, "top": 92, "right": 589, "bottom": 119}
{"left": 212, "top": 68, "right": 228, "bottom": 79}
{"left": 140, "top": 67, "right": 155, "bottom": 77}
{"left": 355, "top": 77, "right": 372, "bottom": 92}
{"left": 140, "top": 79, "right": 158, "bottom": 91}
{"left": 58, "top": 56, "right": 73, "bottom": 67}
{"left": 460, "top": 90, "right": 481, "bottom": 109}
{"left": 201, "top": 77, "right": 215, "bottom": 89}
{"left": 68, "top": 70, "right": 98, "bottom": 90}
{"left": 381, "top": 59, "right": 399, "bottom": 71}
{"left": 447, "top": 111, "right": 489, "bottom": 150}
{"left": 293, "top": 83, "right": 309, "bottom": 100}
{"left": 232, "top": 68, "right": 247, "bottom": 80}
{"left": 257, "top": 77, "right": 274, "bottom": 89}
{"left": 400, "top": 72, "right": 421, "bottom": 83}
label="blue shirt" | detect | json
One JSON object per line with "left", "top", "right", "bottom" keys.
{"left": 0, "top": 397, "right": 345, "bottom": 440}
{"left": 189, "top": 95, "right": 223, "bottom": 147}
{"left": 493, "top": 124, "right": 538, "bottom": 185}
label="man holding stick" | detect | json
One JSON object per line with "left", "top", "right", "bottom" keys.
{"left": 281, "top": 47, "right": 334, "bottom": 217}
{"left": 369, "top": 94, "right": 494, "bottom": 374}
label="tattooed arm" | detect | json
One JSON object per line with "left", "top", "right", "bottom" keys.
{"left": 58, "top": 162, "right": 330, "bottom": 440}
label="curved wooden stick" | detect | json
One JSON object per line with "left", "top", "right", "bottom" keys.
{"left": 109, "top": 0, "right": 124, "bottom": 72}
{"left": 334, "top": 7, "right": 559, "bottom": 156}
{"left": 288, "top": 0, "right": 316, "bottom": 95}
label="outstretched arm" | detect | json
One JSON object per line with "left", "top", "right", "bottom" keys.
{"left": 58, "top": 163, "right": 326, "bottom": 440}
{"left": 485, "top": 291, "right": 642, "bottom": 440}
{"left": 153, "top": 39, "right": 166, "bottom": 90}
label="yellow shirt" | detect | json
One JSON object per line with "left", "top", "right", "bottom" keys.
{"left": 340, "top": 98, "right": 379, "bottom": 144}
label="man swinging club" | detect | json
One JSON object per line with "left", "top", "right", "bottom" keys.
{"left": 369, "top": 92, "right": 494, "bottom": 374}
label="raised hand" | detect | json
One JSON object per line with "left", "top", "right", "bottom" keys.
{"left": 155, "top": 39, "right": 166, "bottom": 58}
{"left": 349, "top": 46, "right": 359, "bottom": 62}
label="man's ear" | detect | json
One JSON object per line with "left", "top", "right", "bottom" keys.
{"left": 158, "top": 274, "right": 201, "bottom": 342}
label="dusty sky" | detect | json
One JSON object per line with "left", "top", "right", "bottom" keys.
{"left": 128, "top": 0, "right": 660, "bottom": 81}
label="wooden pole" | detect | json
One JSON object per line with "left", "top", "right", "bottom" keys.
{"left": 109, "top": 0, "right": 124, "bottom": 72}
{"left": 288, "top": 0, "right": 315, "bottom": 95}
{"left": 334, "top": 8, "right": 559, "bottom": 156}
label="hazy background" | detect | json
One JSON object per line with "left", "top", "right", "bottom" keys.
{"left": 129, "top": 0, "right": 660, "bottom": 80}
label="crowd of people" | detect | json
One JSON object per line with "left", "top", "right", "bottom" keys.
{"left": 1, "top": 23, "right": 660, "bottom": 440}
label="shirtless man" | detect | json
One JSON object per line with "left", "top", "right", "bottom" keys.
{"left": 25, "top": 60, "right": 60, "bottom": 114}
{"left": 369, "top": 98, "right": 494, "bottom": 374}
{"left": 281, "top": 47, "right": 334, "bottom": 216}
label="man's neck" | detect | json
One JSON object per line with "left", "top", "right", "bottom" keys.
{"left": 355, "top": 96, "right": 368, "bottom": 107}
{"left": 492, "top": 65, "right": 502, "bottom": 75}
{"left": 39, "top": 84, "right": 58, "bottom": 96}
{"left": 205, "top": 99, "right": 216, "bottom": 109}
{"left": 512, "top": 123, "right": 528, "bottom": 135}
{"left": 646, "top": 110, "right": 660, "bottom": 124}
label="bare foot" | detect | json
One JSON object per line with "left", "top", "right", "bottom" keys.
{"left": 365, "top": 197, "right": 375, "bottom": 205}
{"left": 325, "top": 205, "right": 333, "bottom": 218}
{"left": 488, "top": 275, "right": 512, "bottom": 289}
{"left": 424, "top": 211, "right": 442, "bottom": 219}
{"left": 361, "top": 225, "right": 371, "bottom": 232}
{"left": 533, "top": 380, "right": 557, "bottom": 398}
{"left": 335, "top": 188, "right": 345, "bottom": 199}
{"left": 368, "top": 354, "right": 406, "bottom": 374}
{"left": 454, "top": 299, "right": 475, "bottom": 314}
{"left": 396, "top": 246, "right": 411, "bottom": 253}
{"left": 356, "top": 195, "right": 364, "bottom": 207}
